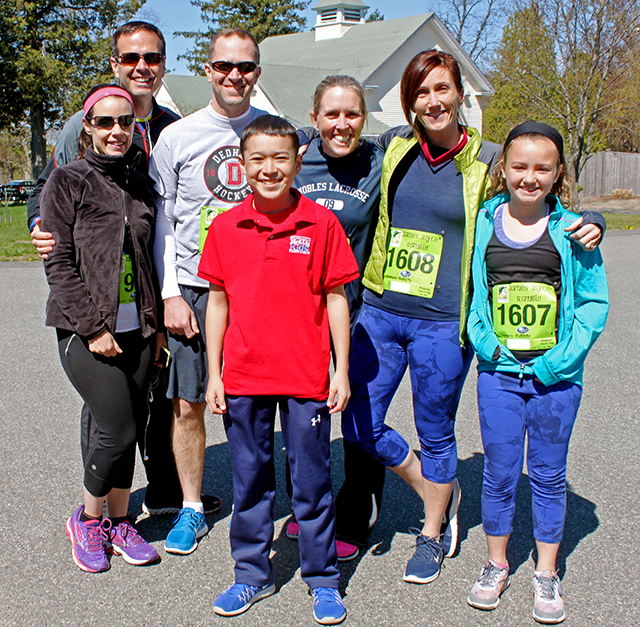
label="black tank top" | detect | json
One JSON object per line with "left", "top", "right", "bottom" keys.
{"left": 486, "top": 219, "right": 562, "bottom": 361}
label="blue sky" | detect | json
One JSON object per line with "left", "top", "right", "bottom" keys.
{"left": 135, "top": 0, "right": 427, "bottom": 74}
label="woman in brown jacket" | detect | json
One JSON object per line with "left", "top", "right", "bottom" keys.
{"left": 41, "top": 84, "right": 160, "bottom": 573}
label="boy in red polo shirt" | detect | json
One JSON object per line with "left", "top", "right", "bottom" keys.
{"left": 198, "top": 115, "right": 358, "bottom": 625}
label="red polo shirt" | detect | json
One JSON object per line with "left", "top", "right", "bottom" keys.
{"left": 198, "top": 190, "right": 359, "bottom": 399}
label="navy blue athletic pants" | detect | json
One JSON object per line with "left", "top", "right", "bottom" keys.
{"left": 225, "top": 395, "right": 340, "bottom": 589}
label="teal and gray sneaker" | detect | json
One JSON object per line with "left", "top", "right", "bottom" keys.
{"left": 164, "top": 508, "right": 208, "bottom": 555}
{"left": 403, "top": 529, "right": 444, "bottom": 584}
{"left": 214, "top": 582, "right": 276, "bottom": 616}
{"left": 310, "top": 587, "right": 346, "bottom": 625}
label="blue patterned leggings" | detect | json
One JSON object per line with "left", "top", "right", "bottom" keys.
{"left": 477, "top": 370, "right": 582, "bottom": 544}
{"left": 342, "top": 303, "right": 472, "bottom": 483}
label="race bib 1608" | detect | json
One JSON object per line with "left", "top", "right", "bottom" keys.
{"left": 383, "top": 228, "right": 443, "bottom": 298}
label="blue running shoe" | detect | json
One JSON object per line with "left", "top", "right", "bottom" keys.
{"left": 403, "top": 529, "right": 444, "bottom": 584}
{"left": 440, "top": 478, "right": 461, "bottom": 558}
{"left": 214, "top": 582, "right": 276, "bottom": 616}
{"left": 311, "top": 587, "right": 346, "bottom": 625}
{"left": 164, "top": 508, "right": 208, "bottom": 555}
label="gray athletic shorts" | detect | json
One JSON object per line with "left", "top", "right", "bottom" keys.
{"left": 167, "top": 285, "right": 209, "bottom": 403}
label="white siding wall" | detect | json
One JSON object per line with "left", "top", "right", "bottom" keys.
{"left": 250, "top": 86, "right": 279, "bottom": 115}
{"left": 459, "top": 90, "right": 483, "bottom": 132}
{"left": 154, "top": 85, "right": 181, "bottom": 116}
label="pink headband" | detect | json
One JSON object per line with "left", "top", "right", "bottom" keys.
{"left": 83, "top": 86, "right": 135, "bottom": 117}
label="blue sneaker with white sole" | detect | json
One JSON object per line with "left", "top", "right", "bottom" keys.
{"left": 311, "top": 587, "right": 346, "bottom": 625}
{"left": 214, "top": 582, "right": 276, "bottom": 616}
{"left": 309, "top": 588, "right": 347, "bottom": 625}
{"left": 164, "top": 508, "right": 208, "bottom": 555}
{"left": 403, "top": 529, "right": 444, "bottom": 584}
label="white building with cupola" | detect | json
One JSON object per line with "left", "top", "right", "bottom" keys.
{"left": 156, "top": 2, "right": 493, "bottom": 136}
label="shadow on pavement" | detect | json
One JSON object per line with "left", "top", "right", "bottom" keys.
{"left": 130, "top": 437, "right": 598, "bottom": 587}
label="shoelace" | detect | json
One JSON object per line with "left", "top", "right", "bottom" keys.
{"left": 225, "top": 584, "right": 258, "bottom": 604}
{"left": 173, "top": 509, "right": 201, "bottom": 530}
{"left": 81, "top": 518, "right": 111, "bottom": 552}
{"left": 113, "top": 520, "right": 145, "bottom": 546}
{"left": 313, "top": 588, "right": 341, "bottom": 605}
{"left": 408, "top": 527, "right": 443, "bottom": 562}
{"left": 477, "top": 561, "right": 506, "bottom": 587}
{"left": 535, "top": 573, "right": 559, "bottom": 600}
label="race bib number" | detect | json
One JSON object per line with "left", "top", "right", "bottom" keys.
{"left": 119, "top": 254, "right": 136, "bottom": 304}
{"left": 492, "top": 282, "right": 557, "bottom": 351}
{"left": 383, "top": 228, "right": 443, "bottom": 298}
{"left": 199, "top": 206, "right": 232, "bottom": 253}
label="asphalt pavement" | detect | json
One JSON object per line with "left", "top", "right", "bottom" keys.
{"left": 0, "top": 230, "right": 638, "bottom": 627}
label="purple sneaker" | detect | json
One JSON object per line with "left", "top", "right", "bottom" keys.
{"left": 108, "top": 519, "right": 159, "bottom": 566}
{"left": 65, "top": 505, "right": 110, "bottom": 573}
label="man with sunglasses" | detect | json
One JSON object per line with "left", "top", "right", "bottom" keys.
{"left": 150, "top": 27, "right": 268, "bottom": 555}
{"left": 27, "top": 21, "right": 177, "bottom": 238}
{"left": 28, "top": 21, "right": 222, "bottom": 520}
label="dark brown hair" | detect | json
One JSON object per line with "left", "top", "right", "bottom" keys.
{"left": 111, "top": 21, "right": 166, "bottom": 57}
{"left": 240, "top": 115, "right": 299, "bottom": 155}
{"left": 208, "top": 28, "right": 260, "bottom": 64}
{"left": 77, "top": 83, "right": 133, "bottom": 159}
{"left": 400, "top": 50, "right": 464, "bottom": 141}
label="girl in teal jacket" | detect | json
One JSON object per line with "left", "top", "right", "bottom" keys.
{"left": 466, "top": 121, "right": 608, "bottom": 624}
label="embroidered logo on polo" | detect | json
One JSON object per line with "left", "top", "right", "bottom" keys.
{"left": 289, "top": 235, "right": 311, "bottom": 255}
{"left": 203, "top": 146, "right": 250, "bottom": 203}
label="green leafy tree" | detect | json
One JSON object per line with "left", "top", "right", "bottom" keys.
{"left": 0, "top": 127, "right": 32, "bottom": 183}
{"left": 177, "top": 0, "right": 309, "bottom": 75}
{"left": 483, "top": 4, "right": 559, "bottom": 143}
{"left": 483, "top": 0, "right": 640, "bottom": 197}
{"left": 596, "top": 40, "right": 640, "bottom": 152}
{"left": 0, "top": 0, "right": 144, "bottom": 178}
{"left": 366, "top": 9, "right": 384, "bottom": 22}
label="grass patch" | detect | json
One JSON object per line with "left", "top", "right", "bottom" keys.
{"left": 602, "top": 213, "right": 640, "bottom": 231}
{"left": 0, "top": 203, "right": 39, "bottom": 260}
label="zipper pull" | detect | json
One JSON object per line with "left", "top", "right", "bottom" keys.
{"left": 519, "top": 363, "right": 525, "bottom": 379}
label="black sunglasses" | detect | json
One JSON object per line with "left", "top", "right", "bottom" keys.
{"left": 86, "top": 114, "right": 135, "bottom": 130}
{"left": 208, "top": 60, "right": 258, "bottom": 74}
{"left": 115, "top": 52, "right": 165, "bottom": 66}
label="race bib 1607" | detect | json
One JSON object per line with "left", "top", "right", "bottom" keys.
{"left": 492, "top": 282, "right": 557, "bottom": 351}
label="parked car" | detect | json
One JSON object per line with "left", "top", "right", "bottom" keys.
{"left": 1, "top": 179, "right": 35, "bottom": 204}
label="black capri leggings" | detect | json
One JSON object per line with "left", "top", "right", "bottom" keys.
{"left": 57, "top": 329, "right": 153, "bottom": 497}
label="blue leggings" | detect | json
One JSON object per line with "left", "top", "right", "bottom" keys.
{"left": 477, "top": 371, "right": 582, "bottom": 544}
{"left": 342, "top": 303, "right": 472, "bottom": 483}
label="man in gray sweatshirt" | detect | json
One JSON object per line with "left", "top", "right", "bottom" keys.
{"left": 150, "top": 27, "right": 268, "bottom": 555}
